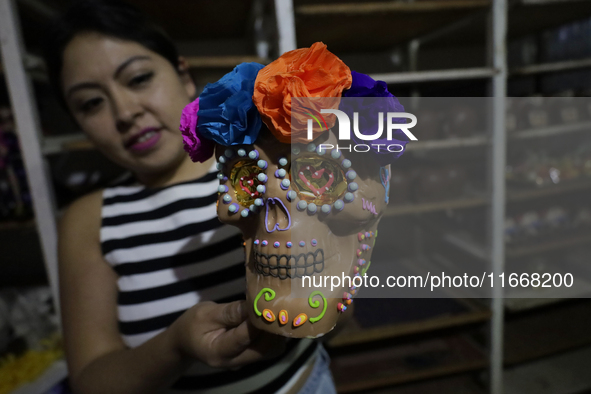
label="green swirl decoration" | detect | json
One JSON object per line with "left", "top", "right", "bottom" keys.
{"left": 254, "top": 288, "right": 276, "bottom": 316}
{"left": 308, "top": 291, "right": 327, "bottom": 323}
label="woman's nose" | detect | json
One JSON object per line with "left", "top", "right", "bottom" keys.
{"left": 112, "top": 91, "right": 143, "bottom": 132}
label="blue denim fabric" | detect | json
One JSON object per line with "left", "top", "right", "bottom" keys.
{"left": 297, "top": 345, "right": 337, "bottom": 394}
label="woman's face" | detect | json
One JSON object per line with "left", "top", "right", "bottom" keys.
{"left": 61, "top": 33, "right": 195, "bottom": 176}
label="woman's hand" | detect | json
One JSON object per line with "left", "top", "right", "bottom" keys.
{"left": 169, "top": 300, "right": 286, "bottom": 368}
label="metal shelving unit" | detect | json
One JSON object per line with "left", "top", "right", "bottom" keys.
{"left": 2, "top": 0, "right": 591, "bottom": 393}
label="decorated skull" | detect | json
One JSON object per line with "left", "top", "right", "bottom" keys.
{"left": 180, "top": 42, "right": 409, "bottom": 338}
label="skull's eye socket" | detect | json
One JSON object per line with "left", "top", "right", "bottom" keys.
{"left": 291, "top": 157, "right": 347, "bottom": 204}
{"left": 230, "top": 160, "right": 265, "bottom": 207}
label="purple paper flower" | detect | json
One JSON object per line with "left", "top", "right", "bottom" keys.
{"left": 180, "top": 98, "right": 215, "bottom": 163}
{"left": 341, "top": 71, "right": 409, "bottom": 165}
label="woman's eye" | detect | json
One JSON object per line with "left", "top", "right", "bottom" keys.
{"left": 291, "top": 157, "right": 347, "bottom": 205}
{"left": 128, "top": 72, "right": 154, "bottom": 87}
{"left": 79, "top": 97, "right": 103, "bottom": 114}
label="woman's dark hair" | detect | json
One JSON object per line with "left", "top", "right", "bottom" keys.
{"left": 44, "top": 0, "right": 179, "bottom": 104}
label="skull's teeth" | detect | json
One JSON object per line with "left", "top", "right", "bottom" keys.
{"left": 254, "top": 250, "right": 324, "bottom": 279}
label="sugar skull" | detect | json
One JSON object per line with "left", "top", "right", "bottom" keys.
{"left": 181, "top": 42, "right": 409, "bottom": 338}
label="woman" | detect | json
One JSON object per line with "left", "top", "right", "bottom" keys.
{"left": 44, "top": 1, "right": 335, "bottom": 393}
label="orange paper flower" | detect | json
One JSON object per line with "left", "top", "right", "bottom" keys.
{"left": 253, "top": 42, "right": 352, "bottom": 143}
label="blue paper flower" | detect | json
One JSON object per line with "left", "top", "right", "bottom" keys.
{"left": 341, "top": 71, "right": 409, "bottom": 165}
{"left": 197, "top": 62, "right": 265, "bottom": 146}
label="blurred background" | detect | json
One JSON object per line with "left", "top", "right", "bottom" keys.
{"left": 1, "top": 0, "right": 591, "bottom": 393}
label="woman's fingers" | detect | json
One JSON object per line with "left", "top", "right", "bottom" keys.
{"left": 211, "top": 300, "right": 248, "bottom": 327}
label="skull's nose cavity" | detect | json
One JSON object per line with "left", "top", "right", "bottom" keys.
{"left": 265, "top": 197, "right": 292, "bottom": 232}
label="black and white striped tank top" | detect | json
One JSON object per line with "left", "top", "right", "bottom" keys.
{"left": 100, "top": 169, "right": 317, "bottom": 393}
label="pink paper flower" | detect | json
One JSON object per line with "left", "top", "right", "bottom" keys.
{"left": 180, "top": 98, "right": 215, "bottom": 162}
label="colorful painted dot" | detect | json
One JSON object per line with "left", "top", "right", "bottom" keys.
{"left": 342, "top": 159, "right": 352, "bottom": 169}
{"left": 254, "top": 198, "right": 264, "bottom": 207}
{"left": 348, "top": 182, "right": 359, "bottom": 192}
{"left": 218, "top": 185, "right": 228, "bottom": 193}
{"left": 262, "top": 240, "right": 268, "bottom": 246}
{"left": 217, "top": 172, "right": 225, "bottom": 180}
{"left": 321, "top": 204, "right": 331, "bottom": 214}
{"left": 287, "top": 190, "right": 297, "bottom": 202}
{"left": 222, "top": 195, "right": 232, "bottom": 204}
{"left": 257, "top": 159, "right": 268, "bottom": 169}
{"left": 237, "top": 149, "right": 246, "bottom": 157}
{"left": 331, "top": 150, "right": 341, "bottom": 160}
{"left": 273, "top": 241, "right": 280, "bottom": 248}
{"left": 279, "top": 310, "right": 288, "bottom": 325}
{"left": 358, "top": 259, "right": 366, "bottom": 266}
{"left": 307, "top": 203, "right": 317, "bottom": 214}
{"left": 344, "top": 192, "right": 355, "bottom": 203}
{"left": 306, "top": 143, "right": 316, "bottom": 152}
{"left": 334, "top": 199, "right": 344, "bottom": 211}
{"left": 262, "top": 309, "right": 275, "bottom": 322}
{"left": 241, "top": 209, "right": 249, "bottom": 217}
{"left": 316, "top": 145, "right": 326, "bottom": 155}
{"left": 299, "top": 241, "right": 305, "bottom": 247}
{"left": 293, "top": 313, "right": 308, "bottom": 327}
{"left": 228, "top": 203, "right": 239, "bottom": 213}
{"left": 297, "top": 200, "right": 307, "bottom": 211}
{"left": 279, "top": 157, "right": 288, "bottom": 166}
{"left": 254, "top": 239, "right": 260, "bottom": 245}
{"left": 257, "top": 173, "right": 268, "bottom": 183}
{"left": 248, "top": 150, "right": 259, "bottom": 160}
{"left": 311, "top": 239, "right": 317, "bottom": 246}
{"left": 224, "top": 149, "right": 234, "bottom": 158}
{"left": 358, "top": 233, "right": 365, "bottom": 242}
{"left": 275, "top": 169, "right": 287, "bottom": 178}
{"left": 292, "top": 147, "right": 301, "bottom": 155}
{"left": 286, "top": 242, "right": 292, "bottom": 248}
{"left": 346, "top": 170, "right": 357, "bottom": 181}
{"left": 249, "top": 204, "right": 256, "bottom": 212}
{"left": 281, "top": 179, "right": 290, "bottom": 190}
{"left": 257, "top": 185, "right": 266, "bottom": 194}
{"left": 218, "top": 156, "right": 226, "bottom": 163}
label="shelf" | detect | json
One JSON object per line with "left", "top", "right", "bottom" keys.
{"left": 9, "top": 359, "right": 67, "bottom": 394}
{"left": 444, "top": 228, "right": 591, "bottom": 261}
{"left": 504, "top": 294, "right": 590, "bottom": 313}
{"left": 331, "top": 334, "right": 486, "bottom": 393}
{"left": 509, "top": 120, "right": 591, "bottom": 140}
{"left": 511, "top": 57, "right": 591, "bottom": 76}
{"left": 186, "top": 56, "right": 269, "bottom": 69}
{"left": 406, "top": 135, "right": 488, "bottom": 150}
{"left": 384, "top": 197, "right": 487, "bottom": 217}
{"left": 371, "top": 68, "right": 496, "bottom": 84}
{"left": 296, "top": 1, "right": 490, "bottom": 16}
{"left": 42, "top": 134, "right": 94, "bottom": 155}
{"left": 295, "top": 1, "right": 491, "bottom": 54}
{"left": 507, "top": 179, "right": 591, "bottom": 202}
{"left": 327, "top": 299, "right": 490, "bottom": 348}
{"left": 504, "top": 299, "right": 591, "bottom": 365}
{"left": 506, "top": 231, "right": 591, "bottom": 259}
{"left": 504, "top": 345, "right": 591, "bottom": 394}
